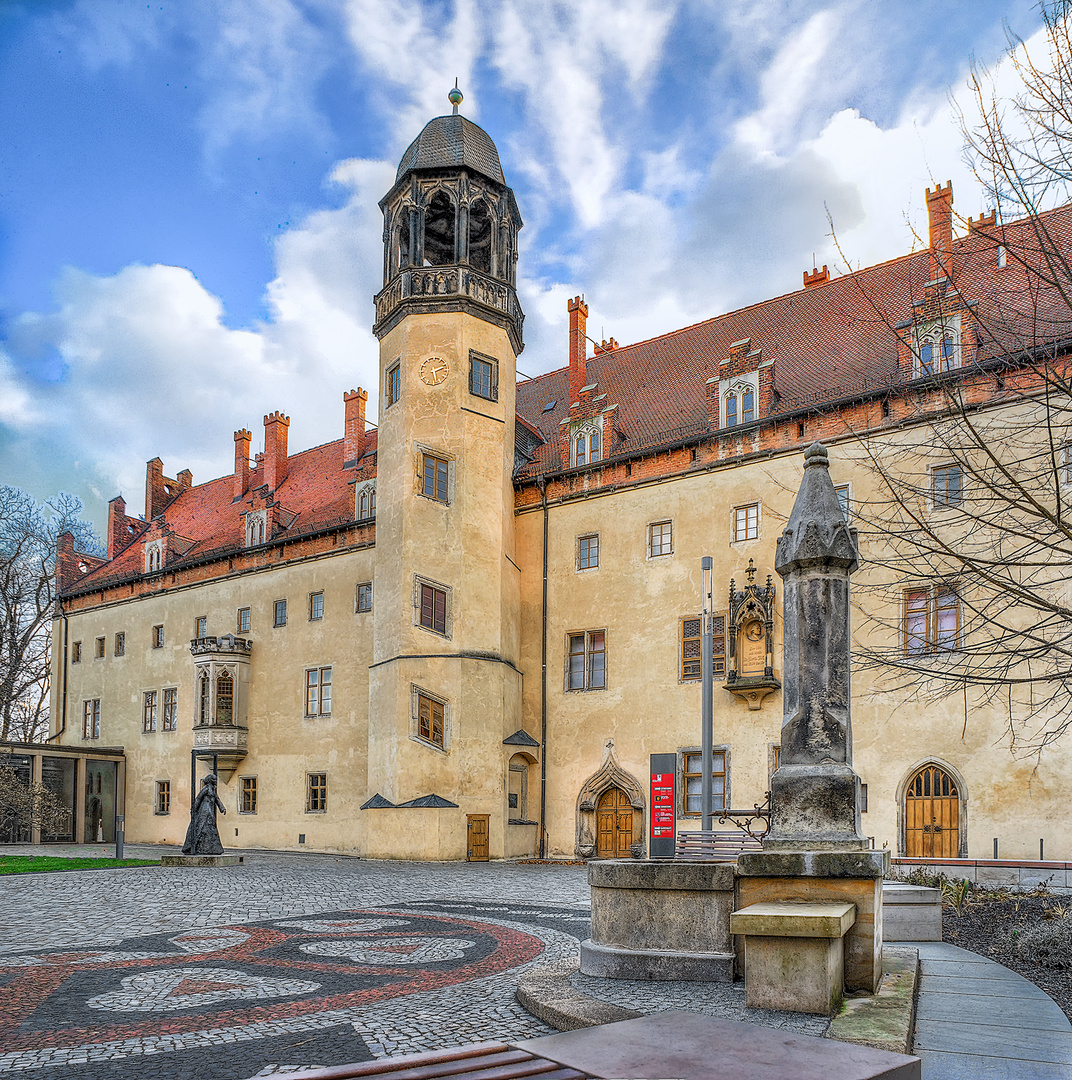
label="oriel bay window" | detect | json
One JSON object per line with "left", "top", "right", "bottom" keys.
{"left": 305, "top": 666, "right": 333, "bottom": 718}
{"left": 567, "top": 630, "right": 606, "bottom": 690}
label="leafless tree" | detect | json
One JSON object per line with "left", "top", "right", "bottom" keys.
{"left": 0, "top": 487, "right": 101, "bottom": 743}
{"left": 0, "top": 764, "right": 72, "bottom": 841}
{"left": 845, "top": 2, "right": 1072, "bottom": 753}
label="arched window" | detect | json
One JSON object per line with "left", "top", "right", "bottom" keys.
{"left": 396, "top": 220, "right": 410, "bottom": 273}
{"left": 198, "top": 673, "right": 210, "bottom": 726}
{"left": 940, "top": 335, "right": 955, "bottom": 372}
{"left": 369, "top": 487, "right": 376, "bottom": 516}
{"left": 215, "top": 672, "right": 234, "bottom": 726}
{"left": 589, "top": 428, "right": 601, "bottom": 463}
{"left": 469, "top": 199, "right": 492, "bottom": 274}
{"left": 741, "top": 388, "right": 755, "bottom": 424}
{"left": 575, "top": 434, "right": 587, "bottom": 467}
{"left": 725, "top": 392, "right": 738, "bottom": 428}
{"left": 424, "top": 191, "right": 455, "bottom": 266}
{"left": 920, "top": 341, "right": 934, "bottom": 376}
{"left": 359, "top": 491, "right": 369, "bottom": 519}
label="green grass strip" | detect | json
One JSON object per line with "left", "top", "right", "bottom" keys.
{"left": 0, "top": 856, "right": 160, "bottom": 875}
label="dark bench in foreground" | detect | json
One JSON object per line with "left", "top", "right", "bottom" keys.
{"left": 269, "top": 1012, "right": 920, "bottom": 1080}
{"left": 675, "top": 828, "right": 764, "bottom": 860}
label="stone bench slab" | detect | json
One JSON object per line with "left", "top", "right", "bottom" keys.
{"left": 731, "top": 901, "right": 857, "bottom": 938}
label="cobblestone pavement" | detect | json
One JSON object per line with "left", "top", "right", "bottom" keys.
{"left": 0, "top": 849, "right": 829, "bottom": 1078}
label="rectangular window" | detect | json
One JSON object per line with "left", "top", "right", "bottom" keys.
{"left": 683, "top": 749, "right": 727, "bottom": 815}
{"left": 903, "top": 586, "right": 960, "bottom": 654}
{"left": 152, "top": 625, "right": 164, "bottom": 649}
{"left": 648, "top": 521, "right": 673, "bottom": 558}
{"left": 680, "top": 615, "right": 727, "bottom": 680}
{"left": 309, "top": 591, "right": 324, "bottom": 621}
{"left": 82, "top": 699, "right": 100, "bottom": 739}
{"left": 932, "top": 464, "right": 963, "bottom": 507}
{"left": 386, "top": 362, "right": 401, "bottom": 407}
{"left": 274, "top": 600, "right": 287, "bottom": 628}
{"left": 419, "top": 583, "right": 448, "bottom": 635}
{"left": 72, "top": 641, "right": 82, "bottom": 664}
{"left": 734, "top": 503, "right": 759, "bottom": 542}
{"left": 155, "top": 781, "right": 170, "bottom": 815}
{"left": 305, "top": 667, "right": 333, "bottom": 717}
{"left": 142, "top": 690, "right": 158, "bottom": 733}
{"left": 307, "top": 773, "right": 327, "bottom": 812}
{"left": 567, "top": 630, "right": 606, "bottom": 690}
{"left": 577, "top": 534, "right": 599, "bottom": 570}
{"left": 469, "top": 354, "right": 498, "bottom": 401}
{"left": 834, "top": 484, "right": 851, "bottom": 522}
{"left": 114, "top": 632, "right": 125, "bottom": 657}
{"left": 422, "top": 454, "right": 449, "bottom": 503}
{"left": 240, "top": 776, "right": 258, "bottom": 814}
{"left": 356, "top": 582, "right": 373, "bottom": 613}
{"left": 237, "top": 607, "right": 251, "bottom": 635}
{"left": 417, "top": 693, "right": 445, "bottom": 748}
{"left": 195, "top": 615, "right": 207, "bottom": 638}
{"left": 163, "top": 688, "right": 178, "bottom": 731}
{"left": 95, "top": 636, "right": 105, "bottom": 659}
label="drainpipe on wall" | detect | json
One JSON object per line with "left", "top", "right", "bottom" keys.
{"left": 539, "top": 477, "right": 549, "bottom": 859}
{"left": 48, "top": 610, "right": 69, "bottom": 742}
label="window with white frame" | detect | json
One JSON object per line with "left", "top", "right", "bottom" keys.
{"left": 916, "top": 318, "right": 960, "bottom": 377}
{"left": 724, "top": 379, "right": 757, "bottom": 428}
{"left": 357, "top": 483, "right": 376, "bottom": 521}
{"left": 246, "top": 509, "right": 267, "bottom": 547}
{"left": 567, "top": 630, "right": 606, "bottom": 690}
{"left": 144, "top": 539, "right": 164, "bottom": 573}
{"left": 571, "top": 422, "right": 602, "bottom": 467}
{"left": 733, "top": 503, "right": 759, "bottom": 541}
{"left": 648, "top": 520, "right": 673, "bottom": 558}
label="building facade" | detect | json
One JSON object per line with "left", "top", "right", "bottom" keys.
{"left": 48, "top": 108, "right": 1072, "bottom": 862}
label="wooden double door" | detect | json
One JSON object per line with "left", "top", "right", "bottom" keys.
{"left": 596, "top": 787, "right": 634, "bottom": 859}
{"left": 905, "top": 765, "right": 959, "bottom": 859}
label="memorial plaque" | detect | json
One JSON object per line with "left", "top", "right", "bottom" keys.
{"left": 649, "top": 753, "right": 677, "bottom": 858}
{"left": 740, "top": 619, "right": 766, "bottom": 676}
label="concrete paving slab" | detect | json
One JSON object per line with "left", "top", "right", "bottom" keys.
{"left": 912, "top": 1049, "right": 1072, "bottom": 1080}
{"left": 914, "top": 1019, "right": 1072, "bottom": 1064}
{"left": 913, "top": 956, "right": 999, "bottom": 975}
{"left": 915, "top": 991, "right": 1072, "bottom": 1030}
{"left": 917, "top": 973, "right": 1046, "bottom": 997}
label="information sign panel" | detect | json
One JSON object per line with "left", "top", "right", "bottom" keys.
{"left": 649, "top": 753, "right": 677, "bottom": 858}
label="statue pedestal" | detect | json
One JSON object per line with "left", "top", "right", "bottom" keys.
{"left": 161, "top": 854, "right": 245, "bottom": 867}
{"left": 736, "top": 850, "right": 885, "bottom": 992}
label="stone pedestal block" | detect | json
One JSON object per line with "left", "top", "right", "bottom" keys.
{"left": 737, "top": 850, "right": 885, "bottom": 992}
{"left": 583, "top": 860, "right": 735, "bottom": 982}
{"left": 730, "top": 901, "right": 856, "bottom": 1015}
{"left": 765, "top": 764, "right": 869, "bottom": 851}
{"left": 161, "top": 854, "right": 245, "bottom": 866}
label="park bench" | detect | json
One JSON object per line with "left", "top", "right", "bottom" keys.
{"left": 674, "top": 829, "right": 763, "bottom": 861}
{"left": 269, "top": 1041, "right": 595, "bottom": 1080}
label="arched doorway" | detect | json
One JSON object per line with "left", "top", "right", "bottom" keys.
{"left": 596, "top": 788, "right": 633, "bottom": 859}
{"left": 905, "top": 764, "right": 960, "bottom": 858}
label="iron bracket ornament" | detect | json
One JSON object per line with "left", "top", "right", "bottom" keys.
{"left": 716, "top": 790, "right": 773, "bottom": 842}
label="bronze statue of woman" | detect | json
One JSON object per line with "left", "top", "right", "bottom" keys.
{"left": 182, "top": 773, "right": 227, "bottom": 855}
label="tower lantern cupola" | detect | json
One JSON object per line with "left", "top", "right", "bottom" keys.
{"left": 373, "top": 87, "right": 524, "bottom": 354}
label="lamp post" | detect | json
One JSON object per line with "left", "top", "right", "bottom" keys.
{"left": 701, "top": 556, "right": 714, "bottom": 831}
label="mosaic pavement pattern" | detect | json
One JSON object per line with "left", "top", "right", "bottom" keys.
{"left": 0, "top": 900, "right": 586, "bottom": 1078}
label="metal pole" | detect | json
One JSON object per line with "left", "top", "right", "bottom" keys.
{"left": 701, "top": 556, "right": 713, "bottom": 832}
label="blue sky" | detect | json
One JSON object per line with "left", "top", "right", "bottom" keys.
{"left": 0, "top": 0, "right": 1045, "bottom": 531}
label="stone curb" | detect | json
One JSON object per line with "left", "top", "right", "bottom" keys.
{"left": 515, "top": 960, "right": 642, "bottom": 1031}
{"left": 826, "top": 946, "right": 919, "bottom": 1055}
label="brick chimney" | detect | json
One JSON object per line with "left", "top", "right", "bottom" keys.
{"left": 107, "top": 496, "right": 126, "bottom": 559}
{"left": 803, "top": 266, "right": 829, "bottom": 289}
{"left": 263, "top": 411, "right": 290, "bottom": 492}
{"left": 144, "top": 458, "right": 191, "bottom": 520}
{"left": 568, "top": 296, "right": 589, "bottom": 404}
{"left": 234, "top": 429, "right": 251, "bottom": 500}
{"left": 926, "top": 181, "right": 953, "bottom": 279}
{"left": 56, "top": 531, "right": 75, "bottom": 593}
{"left": 705, "top": 377, "right": 720, "bottom": 430}
{"left": 343, "top": 388, "right": 368, "bottom": 466}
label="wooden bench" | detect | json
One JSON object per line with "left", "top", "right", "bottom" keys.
{"left": 675, "top": 829, "right": 763, "bottom": 861}
{"left": 269, "top": 1041, "right": 596, "bottom": 1080}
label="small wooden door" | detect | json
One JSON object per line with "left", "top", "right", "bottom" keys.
{"left": 466, "top": 814, "right": 489, "bottom": 861}
{"left": 905, "top": 765, "right": 959, "bottom": 859}
{"left": 596, "top": 787, "right": 633, "bottom": 859}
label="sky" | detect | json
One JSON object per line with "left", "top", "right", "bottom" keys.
{"left": 0, "top": 0, "right": 1049, "bottom": 534}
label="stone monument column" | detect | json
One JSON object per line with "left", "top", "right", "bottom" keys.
{"left": 766, "top": 440, "right": 866, "bottom": 851}
{"left": 736, "top": 443, "right": 886, "bottom": 993}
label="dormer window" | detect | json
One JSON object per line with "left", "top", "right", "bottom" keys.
{"left": 723, "top": 378, "right": 758, "bottom": 429}
{"left": 571, "top": 422, "right": 602, "bottom": 468}
{"left": 916, "top": 318, "right": 960, "bottom": 377}
{"left": 357, "top": 483, "right": 377, "bottom": 521}
{"left": 246, "top": 509, "right": 267, "bottom": 547}
{"left": 144, "top": 539, "right": 164, "bottom": 574}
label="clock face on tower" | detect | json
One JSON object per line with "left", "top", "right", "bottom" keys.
{"left": 420, "top": 356, "right": 450, "bottom": 385}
